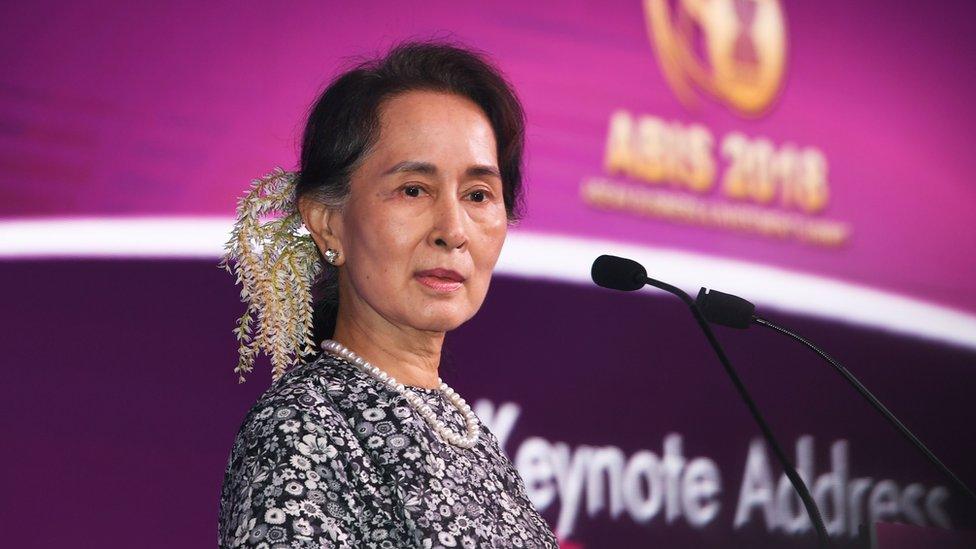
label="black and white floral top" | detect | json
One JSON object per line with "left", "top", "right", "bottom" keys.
{"left": 218, "top": 351, "right": 558, "bottom": 548}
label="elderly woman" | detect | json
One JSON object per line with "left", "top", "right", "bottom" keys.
{"left": 217, "top": 41, "right": 558, "bottom": 548}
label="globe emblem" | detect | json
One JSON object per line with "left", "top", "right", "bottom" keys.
{"left": 644, "top": 0, "right": 788, "bottom": 116}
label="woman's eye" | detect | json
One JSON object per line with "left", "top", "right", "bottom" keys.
{"left": 403, "top": 185, "right": 426, "bottom": 198}
{"left": 468, "top": 190, "right": 488, "bottom": 203}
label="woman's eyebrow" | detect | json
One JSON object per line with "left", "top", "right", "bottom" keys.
{"left": 383, "top": 160, "right": 437, "bottom": 177}
{"left": 467, "top": 165, "right": 502, "bottom": 180}
{"left": 383, "top": 160, "right": 501, "bottom": 180}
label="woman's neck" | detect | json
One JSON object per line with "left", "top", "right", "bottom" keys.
{"left": 331, "top": 307, "right": 445, "bottom": 389}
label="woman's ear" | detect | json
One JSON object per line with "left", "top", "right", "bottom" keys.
{"left": 298, "top": 195, "right": 343, "bottom": 264}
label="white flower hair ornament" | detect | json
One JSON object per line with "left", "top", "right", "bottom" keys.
{"left": 218, "top": 167, "right": 322, "bottom": 384}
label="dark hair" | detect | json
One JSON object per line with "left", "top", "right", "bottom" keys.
{"left": 295, "top": 39, "right": 527, "bottom": 350}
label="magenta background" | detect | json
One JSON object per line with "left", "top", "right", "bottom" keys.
{"left": 3, "top": 2, "right": 976, "bottom": 547}
{"left": 2, "top": 0, "right": 975, "bottom": 315}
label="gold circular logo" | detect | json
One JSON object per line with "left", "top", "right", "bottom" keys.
{"left": 644, "top": 0, "right": 788, "bottom": 116}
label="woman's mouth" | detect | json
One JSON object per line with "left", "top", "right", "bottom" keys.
{"left": 414, "top": 269, "right": 465, "bottom": 293}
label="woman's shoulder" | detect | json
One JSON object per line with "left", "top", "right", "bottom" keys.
{"left": 219, "top": 355, "right": 396, "bottom": 547}
{"left": 230, "top": 355, "right": 357, "bottom": 456}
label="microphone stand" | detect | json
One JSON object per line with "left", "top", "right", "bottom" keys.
{"left": 641, "top": 275, "right": 832, "bottom": 548}
{"left": 752, "top": 315, "right": 976, "bottom": 505}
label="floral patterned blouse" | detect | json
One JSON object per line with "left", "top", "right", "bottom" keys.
{"left": 218, "top": 351, "right": 558, "bottom": 548}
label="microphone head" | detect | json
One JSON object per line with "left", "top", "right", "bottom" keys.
{"left": 591, "top": 255, "right": 648, "bottom": 291}
{"left": 696, "top": 288, "right": 756, "bottom": 329}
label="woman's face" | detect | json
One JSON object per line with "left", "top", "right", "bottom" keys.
{"left": 329, "top": 90, "right": 509, "bottom": 334}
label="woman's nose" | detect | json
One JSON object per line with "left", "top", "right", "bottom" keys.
{"left": 430, "top": 194, "right": 467, "bottom": 250}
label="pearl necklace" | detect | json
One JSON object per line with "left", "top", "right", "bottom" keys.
{"left": 320, "top": 339, "right": 481, "bottom": 449}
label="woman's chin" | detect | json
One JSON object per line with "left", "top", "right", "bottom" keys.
{"left": 410, "top": 306, "right": 474, "bottom": 333}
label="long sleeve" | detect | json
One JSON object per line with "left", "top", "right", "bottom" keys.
{"left": 218, "top": 387, "right": 393, "bottom": 548}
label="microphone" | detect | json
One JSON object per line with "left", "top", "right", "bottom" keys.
{"left": 591, "top": 254, "right": 646, "bottom": 291}
{"left": 696, "top": 288, "right": 755, "bottom": 329}
{"left": 591, "top": 255, "right": 831, "bottom": 547}
{"left": 591, "top": 254, "right": 691, "bottom": 298}
{"left": 696, "top": 286, "right": 976, "bottom": 506}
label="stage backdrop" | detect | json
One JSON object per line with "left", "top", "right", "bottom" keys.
{"left": 2, "top": 1, "right": 974, "bottom": 547}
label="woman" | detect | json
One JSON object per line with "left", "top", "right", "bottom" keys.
{"left": 217, "top": 40, "right": 559, "bottom": 548}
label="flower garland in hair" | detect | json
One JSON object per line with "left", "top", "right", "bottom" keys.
{"left": 218, "top": 167, "right": 322, "bottom": 384}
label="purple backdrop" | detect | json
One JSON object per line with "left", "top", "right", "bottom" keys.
{"left": 3, "top": 260, "right": 974, "bottom": 547}
{"left": 3, "top": 0, "right": 976, "bottom": 547}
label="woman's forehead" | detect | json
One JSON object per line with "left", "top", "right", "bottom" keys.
{"left": 378, "top": 92, "right": 494, "bottom": 143}
{"left": 371, "top": 96, "right": 498, "bottom": 172}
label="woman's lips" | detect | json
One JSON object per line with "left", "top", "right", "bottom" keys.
{"left": 414, "top": 268, "right": 465, "bottom": 293}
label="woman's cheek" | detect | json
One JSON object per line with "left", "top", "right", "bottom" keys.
{"left": 482, "top": 215, "right": 508, "bottom": 258}
{"left": 370, "top": 210, "right": 416, "bottom": 251}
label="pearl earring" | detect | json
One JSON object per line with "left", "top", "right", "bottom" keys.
{"left": 324, "top": 248, "right": 339, "bottom": 265}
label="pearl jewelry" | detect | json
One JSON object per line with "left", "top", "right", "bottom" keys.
{"left": 320, "top": 339, "right": 480, "bottom": 449}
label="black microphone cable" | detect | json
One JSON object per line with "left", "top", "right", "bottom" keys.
{"left": 696, "top": 287, "right": 976, "bottom": 507}
{"left": 592, "top": 255, "right": 832, "bottom": 548}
